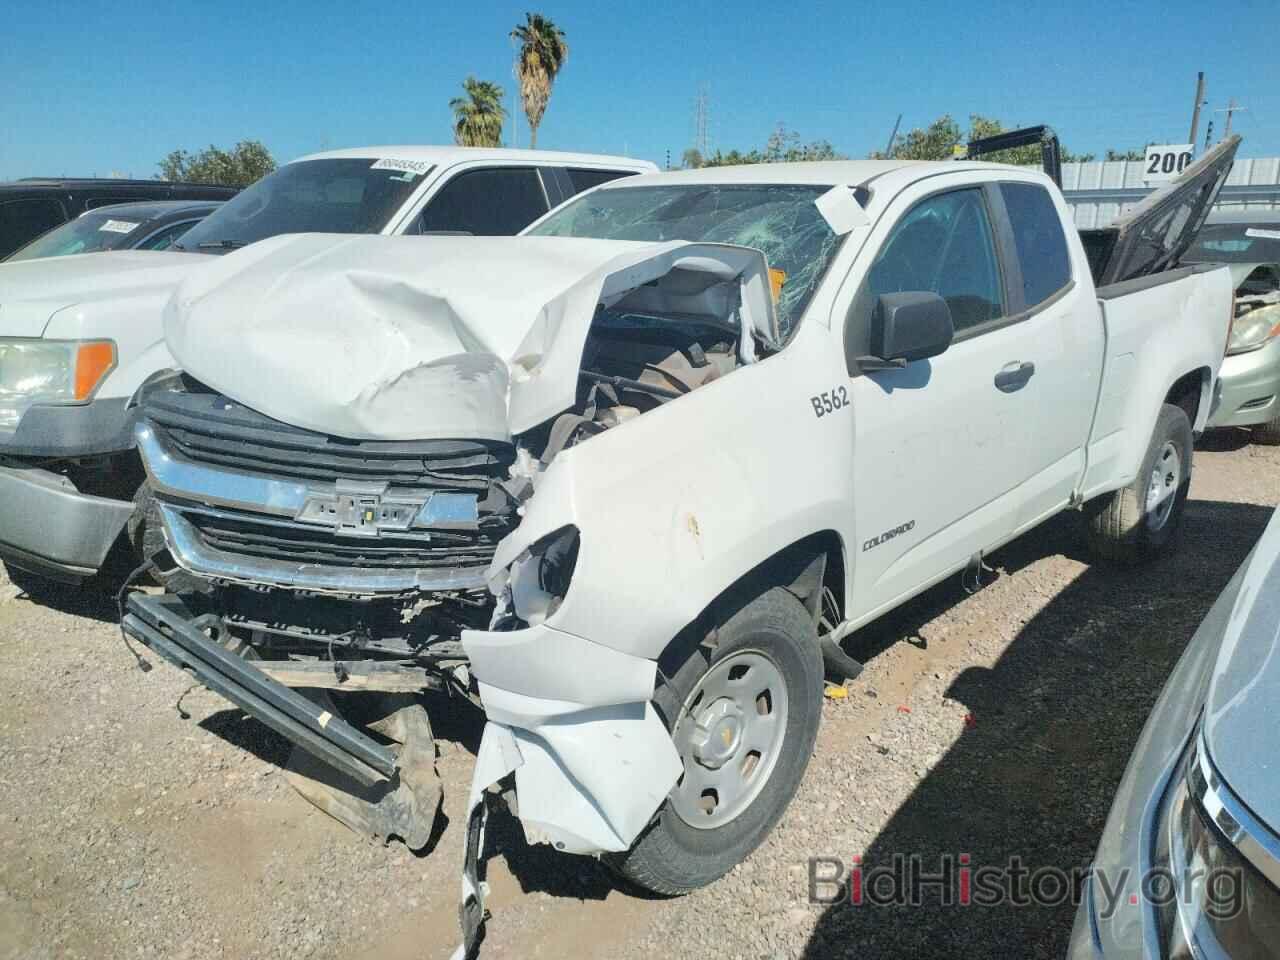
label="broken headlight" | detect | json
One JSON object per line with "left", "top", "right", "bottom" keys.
{"left": 502, "top": 525, "right": 581, "bottom": 628}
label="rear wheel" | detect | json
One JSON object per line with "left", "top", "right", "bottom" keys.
{"left": 606, "top": 586, "right": 823, "bottom": 895}
{"left": 1085, "top": 403, "right": 1193, "bottom": 563}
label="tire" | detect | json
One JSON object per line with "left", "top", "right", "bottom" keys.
{"left": 1254, "top": 415, "right": 1280, "bottom": 446}
{"left": 1085, "top": 403, "right": 1193, "bottom": 563}
{"left": 606, "top": 586, "right": 823, "bottom": 895}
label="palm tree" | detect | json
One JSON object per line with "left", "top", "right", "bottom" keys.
{"left": 510, "top": 13, "right": 568, "bottom": 148}
{"left": 450, "top": 76, "right": 507, "bottom": 148}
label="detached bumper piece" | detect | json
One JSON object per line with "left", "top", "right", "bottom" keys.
{"left": 123, "top": 593, "right": 442, "bottom": 847}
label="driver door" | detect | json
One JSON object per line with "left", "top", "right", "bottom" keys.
{"left": 844, "top": 183, "right": 1037, "bottom": 616}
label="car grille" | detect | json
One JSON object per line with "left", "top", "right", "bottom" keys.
{"left": 144, "top": 384, "right": 513, "bottom": 491}
{"left": 143, "top": 384, "right": 516, "bottom": 584}
{"left": 179, "top": 505, "right": 502, "bottom": 572}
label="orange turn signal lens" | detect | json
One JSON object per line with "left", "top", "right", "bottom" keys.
{"left": 73, "top": 341, "right": 116, "bottom": 401}
{"left": 768, "top": 268, "right": 787, "bottom": 303}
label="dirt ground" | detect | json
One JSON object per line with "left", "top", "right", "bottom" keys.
{"left": 1, "top": 431, "right": 1277, "bottom": 960}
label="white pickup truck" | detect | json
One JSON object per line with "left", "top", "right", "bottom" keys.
{"left": 120, "top": 140, "right": 1238, "bottom": 953}
{"left": 0, "top": 147, "right": 654, "bottom": 585}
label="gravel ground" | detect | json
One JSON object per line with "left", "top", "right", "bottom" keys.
{"left": 1, "top": 431, "right": 1277, "bottom": 960}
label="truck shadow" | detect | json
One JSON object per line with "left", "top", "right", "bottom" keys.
{"left": 801, "top": 497, "right": 1273, "bottom": 959}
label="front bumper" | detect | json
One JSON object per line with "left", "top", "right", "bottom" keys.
{"left": 1206, "top": 337, "right": 1280, "bottom": 429}
{"left": 461, "top": 620, "right": 682, "bottom": 854}
{"left": 0, "top": 462, "right": 133, "bottom": 582}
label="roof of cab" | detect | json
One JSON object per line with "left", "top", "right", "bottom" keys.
{"left": 77, "top": 199, "right": 223, "bottom": 220}
{"left": 291, "top": 145, "right": 657, "bottom": 172}
{"left": 599, "top": 158, "right": 1036, "bottom": 189}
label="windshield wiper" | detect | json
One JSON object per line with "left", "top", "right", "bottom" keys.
{"left": 196, "top": 239, "right": 249, "bottom": 250}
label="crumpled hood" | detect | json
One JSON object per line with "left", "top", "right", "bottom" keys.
{"left": 164, "top": 233, "right": 774, "bottom": 442}
{"left": 1204, "top": 505, "right": 1280, "bottom": 833}
{"left": 0, "top": 250, "right": 209, "bottom": 337}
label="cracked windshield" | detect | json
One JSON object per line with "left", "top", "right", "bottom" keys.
{"left": 531, "top": 183, "right": 843, "bottom": 338}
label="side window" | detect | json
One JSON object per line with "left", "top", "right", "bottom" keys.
{"left": 864, "top": 188, "right": 1005, "bottom": 334}
{"left": 0, "top": 198, "right": 67, "bottom": 258}
{"left": 565, "top": 168, "right": 634, "bottom": 195}
{"left": 999, "top": 182, "right": 1072, "bottom": 308}
{"left": 134, "top": 221, "right": 196, "bottom": 251}
{"left": 418, "top": 168, "right": 549, "bottom": 236}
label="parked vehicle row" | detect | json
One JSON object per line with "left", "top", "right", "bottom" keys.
{"left": 0, "top": 177, "right": 236, "bottom": 259}
{"left": 4, "top": 199, "right": 222, "bottom": 262}
{"left": 0, "top": 147, "right": 654, "bottom": 585}
{"left": 4, "top": 133, "right": 1275, "bottom": 958}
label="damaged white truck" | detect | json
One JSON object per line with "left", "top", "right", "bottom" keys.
{"left": 120, "top": 134, "right": 1240, "bottom": 953}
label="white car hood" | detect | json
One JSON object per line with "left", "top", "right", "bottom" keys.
{"left": 0, "top": 250, "right": 210, "bottom": 338}
{"left": 164, "top": 233, "right": 775, "bottom": 442}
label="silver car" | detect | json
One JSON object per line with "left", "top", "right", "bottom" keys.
{"left": 1068, "top": 503, "right": 1280, "bottom": 957}
{"left": 1186, "top": 211, "right": 1280, "bottom": 443}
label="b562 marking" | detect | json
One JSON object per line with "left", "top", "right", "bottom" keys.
{"left": 811, "top": 386, "right": 849, "bottom": 418}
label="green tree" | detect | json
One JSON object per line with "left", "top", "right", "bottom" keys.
{"left": 680, "top": 148, "right": 704, "bottom": 169}
{"left": 693, "top": 123, "right": 845, "bottom": 167}
{"left": 511, "top": 12, "right": 568, "bottom": 148}
{"left": 450, "top": 76, "right": 507, "bottom": 147}
{"left": 873, "top": 115, "right": 1093, "bottom": 163}
{"left": 157, "top": 140, "right": 275, "bottom": 187}
{"left": 1105, "top": 148, "right": 1146, "bottom": 161}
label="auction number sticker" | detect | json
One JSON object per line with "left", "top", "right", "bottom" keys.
{"left": 370, "top": 157, "right": 433, "bottom": 177}
{"left": 98, "top": 219, "right": 139, "bottom": 234}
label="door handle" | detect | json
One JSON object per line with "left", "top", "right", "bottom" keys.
{"left": 994, "top": 361, "right": 1036, "bottom": 393}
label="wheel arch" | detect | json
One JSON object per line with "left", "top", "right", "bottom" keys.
{"left": 655, "top": 530, "right": 847, "bottom": 679}
{"left": 1165, "top": 365, "right": 1213, "bottom": 433}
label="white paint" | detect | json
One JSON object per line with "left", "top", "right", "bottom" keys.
{"left": 164, "top": 235, "right": 774, "bottom": 441}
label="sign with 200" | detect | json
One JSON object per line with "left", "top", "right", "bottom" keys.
{"left": 1143, "top": 144, "right": 1194, "bottom": 182}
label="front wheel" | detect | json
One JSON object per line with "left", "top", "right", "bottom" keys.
{"left": 606, "top": 586, "right": 823, "bottom": 895}
{"left": 1084, "top": 403, "right": 1193, "bottom": 563}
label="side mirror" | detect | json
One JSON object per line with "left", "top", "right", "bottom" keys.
{"left": 859, "top": 292, "right": 954, "bottom": 371}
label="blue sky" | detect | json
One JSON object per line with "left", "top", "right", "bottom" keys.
{"left": 2, "top": 0, "right": 1277, "bottom": 179}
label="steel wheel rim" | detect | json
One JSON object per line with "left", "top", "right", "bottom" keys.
{"left": 1145, "top": 441, "right": 1181, "bottom": 531}
{"left": 669, "top": 649, "right": 789, "bottom": 829}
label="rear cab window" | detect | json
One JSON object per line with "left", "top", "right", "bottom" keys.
{"left": 418, "top": 167, "right": 550, "bottom": 236}
{"left": 565, "top": 168, "right": 634, "bottom": 194}
{"left": 998, "top": 182, "right": 1072, "bottom": 309}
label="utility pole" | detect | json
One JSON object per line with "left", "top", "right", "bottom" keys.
{"left": 1188, "top": 72, "right": 1206, "bottom": 148}
{"left": 1216, "top": 98, "right": 1246, "bottom": 139}
{"left": 693, "top": 84, "right": 710, "bottom": 157}
{"left": 884, "top": 113, "right": 902, "bottom": 158}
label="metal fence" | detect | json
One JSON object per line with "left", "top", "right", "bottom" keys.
{"left": 1063, "top": 157, "right": 1280, "bottom": 228}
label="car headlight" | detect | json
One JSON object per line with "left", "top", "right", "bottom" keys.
{"left": 1157, "top": 733, "right": 1280, "bottom": 958}
{"left": 1226, "top": 303, "right": 1280, "bottom": 356}
{"left": 0, "top": 339, "right": 117, "bottom": 433}
{"left": 496, "top": 525, "right": 581, "bottom": 629}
